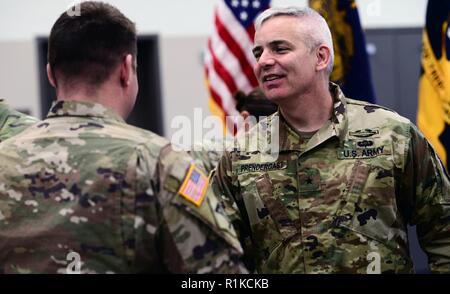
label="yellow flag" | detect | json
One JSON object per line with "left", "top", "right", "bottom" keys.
{"left": 417, "top": 1, "right": 450, "bottom": 169}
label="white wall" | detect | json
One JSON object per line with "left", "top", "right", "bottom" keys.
{"left": 160, "top": 36, "right": 209, "bottom": 137}
{"left": 0, "top": 41, "right": 40, "bottom": 115}
{"left": 0, "top": 0, "right": 427, "bottom": 41}
{"left": 0, "top": 0, "right": 428, "bottom": 135}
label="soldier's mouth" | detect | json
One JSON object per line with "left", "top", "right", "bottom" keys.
{"left": 262, "top": 74, "right": 285, "bottom": 82}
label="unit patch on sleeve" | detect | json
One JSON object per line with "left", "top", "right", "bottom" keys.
{"left": 178, "top": 164, "right": 209, "bottom": 206}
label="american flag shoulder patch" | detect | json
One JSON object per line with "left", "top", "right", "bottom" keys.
{"left": 178, "top": 164, "right": 209, "bottom": 206}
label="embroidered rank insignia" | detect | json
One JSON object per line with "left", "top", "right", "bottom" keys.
{"left": 178, "top": 164, "right": 209, "bottom": 206}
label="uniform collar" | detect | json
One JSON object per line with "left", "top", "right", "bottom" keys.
{"left": 46, "top": 100, "right": 125, "bottom": 124}
{"left": 278, "top": 82, "right": 348, "bottom": 152}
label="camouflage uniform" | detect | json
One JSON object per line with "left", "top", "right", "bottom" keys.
{"left": 0, "top": 99, "right": 38, "bottom": 142}
{"left": 190, "top": 140, "right": 224, "bottom": 176}
{"left": 190, "top": 137, "right": 238, "bottom": 176}
{"left": 0, "top": 100, "right": 246, "bottom": 274}
{"left": 211, "top": 83, "right": 450, "bottom": 274}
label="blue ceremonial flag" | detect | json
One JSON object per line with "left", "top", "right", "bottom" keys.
{"left": 310, "top": 0, "right": 376, "bottom": 103}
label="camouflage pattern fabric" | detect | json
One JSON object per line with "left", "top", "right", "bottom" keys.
{"left": 211, "top": 83, "right": 450, "bottom": 274}
{"left": 189, "top": 137, "right": 238, "bottom": 176}
{"left": 0, "top": 100, "right": 247, "bottom": 274}
{"left": 190, "top": 140, "right": 224, "bottom": 176}
{"left": 0, "top": 99, "right": 38, "bottom": 142}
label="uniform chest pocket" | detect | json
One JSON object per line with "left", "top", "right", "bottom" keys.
{"left": 255, "top": 173, "right": 300, "bottom": 241}
{"left": 239, "top": 172, "right": 300, "bottom": 255}
{"left": 333, "top": 160, "right": 404, "bottom": 250}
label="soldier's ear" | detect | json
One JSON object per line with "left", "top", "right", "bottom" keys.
{"left": 120, "top": 54, "right": 133, "bottom": 88}
{"left": 47, "top": 63, "right": 57, "bottom": 88}
{"left": 315, "top": 44, "right": 331, "bottom": 72}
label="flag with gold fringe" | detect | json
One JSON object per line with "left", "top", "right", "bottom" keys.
{"left": 417, "top": 0, "right": 450, "bottom": 170}
{"left": 309, "top": 0, "right": 376, "bottom": 103}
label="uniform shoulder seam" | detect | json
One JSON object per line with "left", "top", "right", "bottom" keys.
{"left": 345, "top": 98, "right": 411, "bottom": 123}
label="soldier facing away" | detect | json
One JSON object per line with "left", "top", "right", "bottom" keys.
{"left": 211, "top": 7, "right": 450, "bottom": 273}
{"left": 0, "top": 2, "right": 247, "bottom": 274}
{"left": 0, "top": 99, "right": 38, "bottom": 142}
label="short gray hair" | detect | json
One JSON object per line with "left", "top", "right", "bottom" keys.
{"left": 255, "top": 6, "right": 334, "bottom": 75}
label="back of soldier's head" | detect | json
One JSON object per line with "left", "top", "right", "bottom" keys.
{"left": 48, "top": 1, "right": 137, "bottom": 87}
{"left": 235, "top": 88, "right": 278, "bottom": 119}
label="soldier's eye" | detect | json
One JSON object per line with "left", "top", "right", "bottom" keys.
{"left": 275, "top": 47, "right": 288, "bottom": 53}
{"left": 253, "top": 50, "right": 262, "bottom": 60}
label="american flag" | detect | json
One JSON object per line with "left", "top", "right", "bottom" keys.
{"left": 204, "top": 0, "right": 271, "bottom": 129}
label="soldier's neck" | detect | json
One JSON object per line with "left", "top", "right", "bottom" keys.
{"left": 56, "top": 81, "right": 127, "bottom": 118}
{"left": 279, "top": 87, "right": 333, "bottom": 133}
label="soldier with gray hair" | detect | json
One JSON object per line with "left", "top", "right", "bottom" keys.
{"left": 211, "top": 6, "right": 450, "bottom": 273}
{"left": 0, "top": 1, "right": 247, "bottom": 274}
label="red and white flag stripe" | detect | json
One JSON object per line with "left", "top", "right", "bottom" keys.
{"left": 204, "top": 0, "right": 268, "bottom": 126}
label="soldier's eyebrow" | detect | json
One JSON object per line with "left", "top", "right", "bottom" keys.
{"left": 253, "top": 39, "right": 293, "bottom": 56}
{"left": 268, "top": 40, "right": 293, "bottom": 48}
